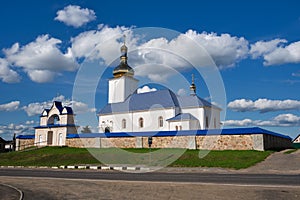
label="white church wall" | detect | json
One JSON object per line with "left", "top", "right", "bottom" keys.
{"left": 181, "top": 107, "right": 204, "bottom": 129}
{"left": 132, "top": 109, "right": 175, "bottom": 132}
{"left": 40, "top": 116, "right": 48, "bottom": 126}
{"left": 108, "top": 76, "right": 138, "bottom": 104}
{"left": 168, "top": 121, "right": 190, "bottom": 131}
{"left": 99, "top": 108, "right": 176, "bottom": 133}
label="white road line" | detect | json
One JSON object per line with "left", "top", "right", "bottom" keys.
{"left": 0, "top": 182, "right": 24, "bottom": 200}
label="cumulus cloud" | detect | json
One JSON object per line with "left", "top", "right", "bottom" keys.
{"left": 0, "top": 123, "right": 34, "bottom": 139}
{"left": 250, "top": 39, "right": 300, "bottom": 66}
{"left": 224, "top": 113, "right": 300, "bottom": 127}
{"left": 137, "top": 85, "right": 157, "bottom": 94}
{"left": 0, "top": 58, "right": 20, "bottom": 83}
{"left": 0, "top": 101, "right": 20, "bottom": 111}
{"left": 22, "top": 95, "right": 96, "bottom": 116}
{"left": 250, "top": 39, "right": 287, "bottom": 59}
{"left": 70, "top": 27, "right": 249, "bottom": 82}
{"left": 3, "top": 35, "right": 78, "bottom": 83}
{"left": 70, "top": 25, "right": 132, "bottom": 63}
{"left": 55, "top": 5, "right": 96, "bottom": 28}
{"left": 228, "top": 98, "right": 300, "bottom": 113}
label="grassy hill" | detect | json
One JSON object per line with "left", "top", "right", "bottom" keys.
{"left": 0, "top": 147, "right": 273, "bottom": 169}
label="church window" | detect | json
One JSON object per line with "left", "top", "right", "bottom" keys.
{"left": 206, "top": 116, "right": 209, "bottom": 129}
{"left": 122, "top": 119, "right": 126, "bottom": 129}
{"left": 139, "top": 117, "right": 144, "bottom": 128}
{"left": 158, "top": 116, "right": 163, "bottom": 127}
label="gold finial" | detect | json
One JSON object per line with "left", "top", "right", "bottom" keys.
{"left": 190, "top": 74, "right": 196, "bottom": 96}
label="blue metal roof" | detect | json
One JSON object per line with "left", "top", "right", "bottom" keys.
{"left": 16, "top": 134, "right": 35, "bottom": 139}
{"left": 34, "top": 124, "right": 77, "bottom": 129}
{"left": 166, "top": 113, "right": 198, "bottom": 121}
{"left": 99, "top": 89, "right": 179, "bottom": 114}
{"left": 99, "top": 89, "right": 219, "bottom": 115}
{"left": 66, "top": 127, "right": 291, "bottom": 140}
{"left": 178, "top": 95, "right": 220, "bottom": 109}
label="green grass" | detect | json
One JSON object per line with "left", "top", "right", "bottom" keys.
{"left": 284, "top": 149, "right": 298, "bottom": 154}
{"left": 0, "top": 147, "right": 273, "bottom": 169}
{"left": 169, "top": 150, "right": 273, "bottom": 169}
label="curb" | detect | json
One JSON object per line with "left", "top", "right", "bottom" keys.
{"left": 0, "top": 165, "right": 150, "bottom": 171}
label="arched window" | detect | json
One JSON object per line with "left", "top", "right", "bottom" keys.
{"left": 158, "top": 116, "right": 163, "bottom": 127}
{"left": 48, "top": 114, "right": 60, "bottom": 125}
{"left": 179, "top": 126, "right": 182, "bottom": 131}
{"left": 58, "top": 133, "right": 63, "bottom": 146}
{"left": 105, "top": 127, "right": 110, "bottom": 133}
{"left": 38, "top": 135, "right": 43, "bottom": 144}
{"left": 175, "top": 125, "right": 178, "bottom": 131}
{"left": 122, "top": 119, "right": 126, "bottom": 129}
{"left": 139, "top": 117, "right": 144, "bottom": 128}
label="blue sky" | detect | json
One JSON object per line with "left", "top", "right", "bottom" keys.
{"left": 0, "top": 0, "right": 300, "bottom": 140}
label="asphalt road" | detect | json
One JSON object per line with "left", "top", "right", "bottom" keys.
{"left": 1, "top": 168, "right": 300, "bottom": 199}
{"left": 1, "top": 168, "right": 300, "bottom": 186}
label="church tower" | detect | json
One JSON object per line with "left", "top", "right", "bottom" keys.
{"left": 108, "top": 36, "right": 138, "bottom": 103}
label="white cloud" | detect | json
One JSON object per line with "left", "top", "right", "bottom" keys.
{"left": 70, "top": 27, "right": 249, "bottom": 82}
{"left": 0, "top": 123, "right": 34, "bottom": 138}
{"left": 250, "top": 39, "right": 300, "bottom": 66}
{"left": 250, "top": 39, "right": 287, "bottom": 59}
{"left": 70, "top": 25, "right": 132, "bottom": 63}
{"left": 224, "top": 113, "right": 300, "bottom": 127}
{"left": 0, "top": 101, "right": 20, "bottom": 111}
{"left": 177, "top": 88, "right": 186, "bottom": 96}
{"left": 22, "top": 95, "right": 96, "bottom": 116}
{"left": 137, "top": 85, "right": 157, "bottom": 94}
{"left": 25, "top": 120, "right": 35, "bottom": 125}
{"left": 228, "top": 98, "right": 300, "bottom": 113}
{"left": 0, "top": 58, "right": 20, "bottom": 83}
{"left": 55, "top": 5, "right": 96, "bottom": 28}
{"left": 3, "top": 35, "right": 78, "bottom": 83}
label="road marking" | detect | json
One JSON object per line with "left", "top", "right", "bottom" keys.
{"left": 0, "top": 182, "right": 24, "bottom": 200}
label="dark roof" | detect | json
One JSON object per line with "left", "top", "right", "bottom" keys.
{"left": 16, "top": 135, "right": 35, "bottom": 139}
{"left": 0, "top": 137, "right": 6, "bottom": 142}
{"left": 99, "top": 89, "right": 180, "bottom": 114}
{"left": 166, "top": 113, "right": 198, "bottom": 121}
{"left": 40, "top": 109, "right": 50, "bottom": 117}
{"left": 62, "top": 106, "right": 74, "bottom": 114}
{"left": 66, "top": 127, "right": 291, "bottom": 140}
{"left": 40, "top": 102, "right": 74, "bottom": 116}
{"left": 53, "top": 101, "right": 63, "bottom": 112}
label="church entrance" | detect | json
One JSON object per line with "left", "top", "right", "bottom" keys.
{"left": 104, "top": 127, "right": 110, "bottom": 133}
{"left": 47, "top": 131, "right": 53, "bottom": 145}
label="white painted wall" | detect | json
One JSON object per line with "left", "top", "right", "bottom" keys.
{"left": 108, "top": 76, "right": 138, "bottom": 103}
{"left": 99, "top": 108, "right": 177, "bottom": 133}
{"left": 181, "top": 107, "right": 204, "bottom": 129}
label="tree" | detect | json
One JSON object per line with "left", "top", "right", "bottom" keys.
{"left": 81, "top": 125, "right": 92, "bottom": 133}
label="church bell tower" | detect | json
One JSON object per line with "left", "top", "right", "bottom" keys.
{"left": 108, "top": 36, "right": 138, "bottom": 103}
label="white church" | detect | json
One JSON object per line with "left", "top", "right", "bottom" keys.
{"left": 98, "top": 42, "right": 221, "bottom": 133}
